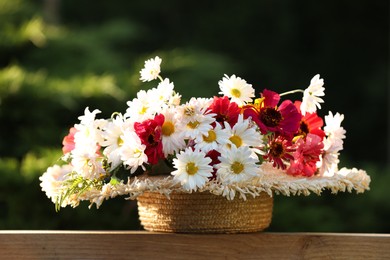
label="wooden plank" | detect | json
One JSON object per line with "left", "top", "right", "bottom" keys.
{"left": 0, "top": 231, "right": 389, "bottom": 259}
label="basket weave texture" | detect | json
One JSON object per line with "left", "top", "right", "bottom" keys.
{"left": 137, "top": 191, "right": 273, "bottom": 233}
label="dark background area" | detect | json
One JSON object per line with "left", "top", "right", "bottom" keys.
{"left": 0, "top": 0, "right": 388, "bottom": 232}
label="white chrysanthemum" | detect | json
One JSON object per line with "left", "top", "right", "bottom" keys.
{"left": 324, "top": 111, "right": 346, "bottom": 149}
{"left": 317, "top": 150, "right": 339, "bottom": 177}
{"left": 125, "top": 89, "right": 155, "bottom": 121}
{"left": 168, "top": 91, "right": 182, "bottom": 106}
{"left": 71, "top": 108, "right": 106, "bottom": 179}
{"left": 78, "top": 107, "right": 101, "bottom": 126}
{"left": 317, "top": 111, "right": 346, "bottom": 177}
{"left": 176, "top": 97, "right": 215, "bottom": 140}
{"left": 171, "top": 148, "right": 213, "bottom": 191}
{"left": 223, "top": 114, "right": 263, "bottom": 154}
{"left": 74, "top": 107, "right": 106, "bottom": 146}
{"left": 160, "top": 107, "right": 186, "bottom": 156}
{"left": 72, "top": 108, "right": 106, "bottom": 179}
{"left": 139, "top": 56, "right": 162, "bottom": 82}
{"left": 176, "top": 97, "right": 213, "bottom": 124}
{"left": 194, "top": 122, "right": 229, "bottom": 153}
{"left": 73, "top": 124, "right": 103, "bottom": 154}
{"left": 120, "top": 131, "right": 148, "bottom": 173}
{"left": 39, "top": 165, "right": 72, "bottom": 205}
{"left": 100, "top": 115, "right": 127, "bottom": 169}
{"left": 216, "top": 146, "right": 259, "bottom": 184}
{"left": 218, "top": 74, "right": 254, "bottom": 106}
{"left": 300, "top": 74, "right": 325, "bottom": 115}
{"left": 71, "top": 148, "right": 106, "bottom": 179}
{"left": 151, "top": 78, "right": 175, "bottom": 106}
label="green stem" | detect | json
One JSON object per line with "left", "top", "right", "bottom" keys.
{"left": 279, "top": 89, "right": 304, "bottom": 97}
{"left": 157, "top": 75, "right": 164, "bottom": 82}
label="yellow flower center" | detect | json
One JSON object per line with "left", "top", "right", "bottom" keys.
{"left": 184, "top": 106, "right": 195, "bottom": 117}
{"left": 117, "top": 136, "right": 124, "bottom": 146}
{"left": 139, "top": 106, "right": 148, "bottom": 115}
{"left": 186, "top": 162, "right": 198, "bottom": 175}
{"left": 231, "top": 161, "right": 244, "bottom": 174}
{"left": 187, "top": 121, "right": 200, "bottom": 129}
{"left": 231, "top": 88, "right": 241, "bottom": 98}
{"left": 229, "top": 135, "right": 243, "bottom": 147}
{"left": 134, "top": 149, "right": 143, "bottom": 158}
{"left": 162, "top": 121, "right": 175, "bottom": 136}
{"left": 203, "top": 130, "right": 217, "bottom": 143}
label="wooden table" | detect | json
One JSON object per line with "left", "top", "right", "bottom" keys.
{"left": 0, "top": 231, "right": 389, "bottom": 259}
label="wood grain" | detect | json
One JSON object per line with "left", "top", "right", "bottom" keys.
{"left": 0, "top": 231, "right": 389, "bottom": 259}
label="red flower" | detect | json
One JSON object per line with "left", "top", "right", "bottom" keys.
{"left": 208, "top": 96, "right": 240, "bottom": 127}
{"left": 262, "top": 88, "right": 280, "bottom": 107}
{"left": 134, "top": 114, "right": 165, "bottom": 164}
{"left": 263, "top": 134, "right": 295, "bottom": 170}
{"left": 206, "top": 149, "right": 221, "bottom": 180}
{"left": 62, "top": 127, "right": 77, "bottom": 154}
{"left": 243, "top": 89, "right": 301, "bottom": 136}
{"left": 294, "top": 101, "right": 325, "bottom": 140}
{"left": 287, "top": 134, "right": 324, "bottom": 177}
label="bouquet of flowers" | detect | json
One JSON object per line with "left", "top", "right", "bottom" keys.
{"left": 40, "top": 56, "right": 370, "bottom": 211}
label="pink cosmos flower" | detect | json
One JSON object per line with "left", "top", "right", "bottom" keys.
{"left": 243, "top": 89, "right": 301, "bottom": 136}
{"left": 207, "top": 96, "right": 240, "bottom": 127}
{"left": 287, "top": 133, "right": 324, "bottom": 177}
{"left": 134, "top": 114, "right": 165, "bottom": 164}
{"left": 62, "top": 127, "right": 77, "bottom": 154}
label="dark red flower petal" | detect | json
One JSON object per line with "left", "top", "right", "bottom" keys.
{"left": 134, "top": 114, "right": 165, "bottom": 164}
{"left": 208, "top": 96, "right": 240, "bottom": 126}
{"left": 278, "top": 100, "right": 302, "bottom": 136}
{"left": 261, "top": 89, "right": 280, "bottom": 108}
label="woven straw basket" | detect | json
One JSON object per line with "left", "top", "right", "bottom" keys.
{"left": 137, "top": 191, "right": 273, "bottom": 233}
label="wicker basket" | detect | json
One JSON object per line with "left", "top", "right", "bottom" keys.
{"left": 137, "top": 191, "right": 273, "bottom": 233}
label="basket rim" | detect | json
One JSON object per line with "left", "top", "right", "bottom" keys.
{"left": 119, "top": 163, "right": 369, "bottom": 201}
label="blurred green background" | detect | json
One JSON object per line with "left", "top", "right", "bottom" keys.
{"left": 0, "top": 0, "right": 388, "bottom": 232}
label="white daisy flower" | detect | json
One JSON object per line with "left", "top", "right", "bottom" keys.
{"left": 160, "top": 107, "right": 186, "bottom": 157}
{"left": 223, "top": 114, "right": 263, "bottom": 154}
{"left": 300, "top": 74, "right": 325, "bottom": 115}
{"left": 216, "top": 146, "right": 259, "bottom": 184}
{"left": 171, "top": 148, "right": 213, "bottom": 191}
{"left": 120, "top": 131, "right": 148, "bottom": 173}
{"left": 219, "top": 74, "right": 255, "bottom": 106}
{"left": 139, "top": 56, "right": 162, "bottom": 82}
{"left": 194, "top": 123, "right": 229, "bottom": 153}
{"left": 184, "top": 113, "right": 215, "bottom": 139}
{"left": 100, "top": 115, "right": 126, "bottom": 169}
